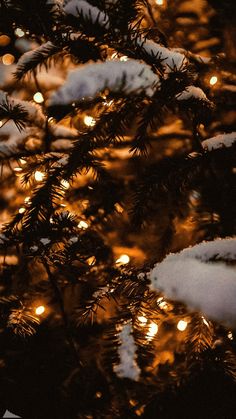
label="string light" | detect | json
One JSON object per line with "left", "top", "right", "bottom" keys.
{"left": 157, "top": 297, "right": 168, "bottom": 310}
{"left": 115, "top": 254, "right": 130, "bottom": 265}
{"left": 177, "top": 319, "right": 188, "bottom": 331}
{"left": 78, "top": 220, "right": 89, "bottom": 229}
{"left": 0, "top": 120, "right": 3, "bottom": 127}
{"left": 2, "top": 53, "right": 15, "bottom": 65}
{"left": 209, "top": 76, "right": 218, "bottom": 86}
{"left": 24, "top": 196, "right": 31, "bottom": 204}
{"left": 228, "top": 331, "right": 233, "bottom": 340}
{"left": 14, "top": 167, "right": 23, "bottom": 172}
{"left": 35, "top": 305, "right": 45, "bottom": 315}
{"left": 84, "top": 115, "right": 96, "bottom": 127}
{"left": 19, "top": 158, "right": 27, "bottom": 165}
{"left": 120, "top": 55, "right": 128, "bottom": 61}
{"left": 61, "top": 179, "right": 70, "bottom": 189}
{"left": 18, "top": 207, "right": 26, "bottom": 214}
{"left": 202, "top": 316, "right": 210, "bottom": 327}
{"left": 15, "top": 28, "right": 25, "bottom": 37}
{"left": 156, "top": 0, "right": 164, "bottom": 4}
{"left": 146, "top": 322, "right": 158, "bottom": 340}
{"left": 34, "top": 171, "right": 44, "bottom": 182}
{"left": 33, "top": 92, "right": 44, "bottom": 104}
{"left": 137, "top": 316, "right": 148, "bottom": 326}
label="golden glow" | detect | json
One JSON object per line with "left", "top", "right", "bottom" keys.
{"left": 19, "top": 158, "right": 27, "bottom": 165}
{"left": 61, "top": 179, "right": 70, "bottom": 189}
{"left": 35, "top": 305, "right": 45, "bottom": 315}
{"left": 209, "top": 76, "right": 218, "bottom": 86}
{"left": 0, "top": 120, "right": 3, "bottom": 127}
{"left": 156, "top": 0, "right": 164, "bottom": 4}
{"left": 115, "top": 254, "right": 130, "bottom": 264}
{"left": 146, "top": 322, "right": 158, "bottom": 339}
{"left": 120, "top": 55, "right": 128, "bottom": 61}
{"left": 202, "top": 316, "right": 210, "bottom": 327}
{"left": 14, "top": 167, "right": 23, "bottom": 172}
{"left": 18, "top": 207, "right": 26, "bottom": 214}
{"left": 33, "top": 92, "right": 44, "bottom": 104}
{"left": 228, "top": 331, "right": 233, "bottom": 340}
{"left": 2, "top": 53, "right": 15, "bottom": 65}
{"left": 34, "top": 170, "right": 44, "bottom": 182}
{"left": 24, "top": 196, "right": 31, "bottom": 204}
{"left": 177, "top": 320, "right": 188, "bottom": 331}
{"left": 137, "top": 316, "right": 148, "bottom": 326}
{"left": 84, "top": 115, "right": 96, "bottom": 127}
{"left": 15, "top": 28, "right": 25, "bottom": 37}
{"left": 157, "top": 297, "right": 168, "bottom": 310}
{"left": 78, "top": 220, "right": 89, "bottom": 229}
{"left": 0, "top": 35, "right": 10, "bottom": 47}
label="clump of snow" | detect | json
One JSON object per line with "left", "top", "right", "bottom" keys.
{"left": 64, "top": 0, "right": 110, "bottom": 28}
{"left": 113, "top": 322, "right": 140, "bottom": 381}
{"left": 16, "top": 42, "right": 56, "bottom": 73}
{"left": 176, "top": 86, "right": 208, "bottom": 101}
{"left": 49, "top": 60, "right": 159, "bottom": 106}
{"left": 149, "top": 238, "right": 236, "bottom": 328}
{"left": 40, "top": 238, "right": 51, "bottom": 245}
{"left": 202, "top": 132, "right": 236, "bottom": 151}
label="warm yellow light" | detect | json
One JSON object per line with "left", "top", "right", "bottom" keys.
{"left": 202, "top": 316, "right": 210, "bottom": 327}
{"left": 33, "top": 92, "right": 44, "bottom": 104}
{"left": 157, "top": 297, "right": 168, "bottom": 310}
{"left": 156, "top": 0, "right": 164, "bottom": 4}
{"left": 146, "top": 322, "right": 158, "bottom": 339}
{"left": 84, "top": 115, "right": 96, "bottom": 127}
{"left": 137, "top": 316, "right": 148, "bottom": 326}
{"left": 15, "top": 28, "right": 25, "bottom": 37}
{"left": 19, "top": 158, "right": 27, "bottom": 165}
{"left": 24, "top": 196, "right": 31, "bottom": 204}
{"left": 61, "top": 179, "right": 70, "bottom": 189}
{"left": 14, "top": 167, "right": 23, "bottom": 172}
{"left": 35, "top": 305, "right": 45, "bottom": 315}
{"left": 78, "top": 220, "right": 89, "bottom": 229}
{"left": 34, "top": 170, "right": 44, "bottom": 182}
{"left": 0, "top": 35, "right": 10, "bottom": 47}
{"left": 0, "top": 120, "right": 3, "bottom": 128}
{"left": 209, "top": 76, "right": 218, "bottom": 86}
{"left": 120, "top": 55, "right": 128, "bottom": 61}
{"left": 18, "top": 207, "right": 26, "bottom": 214}
{"left": 115, "top": 254, "right": 130, "bottom": 264}
{"left": 228, "top": 331, "right": 233, "bottom": 340}
{"left": 177, "top": 320, "right": 188, "bottom": 331}
{"left": 2, "top": 53, "right": 15, "bottom": 65}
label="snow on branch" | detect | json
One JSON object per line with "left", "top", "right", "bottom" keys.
{"left": 14, "top": 42, "right": 59, "bottom": 80}
{"left": 149, "top": 238, "right": 236, "bottom": 328}
{"left": 176, "top": 86, "right": 209, "bottom": 102}
{"left": 137, "top": 37, "right": 188, "bottom": 73}
{"left": 49, "top": 60, "right": 159, "bottom": 106}
{"left": 64, "top": 0, "right": 110, "bottom": 28}
{"left": 202, "top": 132, "right": 236, "bottom": 151}
{"left": 113, "top": 322, "right": 140, "bottom": 381}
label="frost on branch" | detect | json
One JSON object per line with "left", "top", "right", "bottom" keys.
{"left": 64, "top": 0, "right": 110, "bottom": 28}
{"left": 176, "top": 86, "right": 209, "bottom": 102}
{"left": 113, "top": 322, "right": 140, "bottom": 381}
{"left": 202, "top": 132, "right": 236, "bottom": 151}
{"left": 49, "top": 60, "right": 159, "bottom": 106}
{"left": 149, "top": 238, "right": 236, "bottom": 328}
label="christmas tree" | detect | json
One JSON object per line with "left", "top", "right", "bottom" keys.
{"left": 0, "top": 0, "right": 236, "bottom": 417}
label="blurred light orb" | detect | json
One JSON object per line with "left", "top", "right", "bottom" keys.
{"left": 115, "top": 254, "right": 130, "bottom": 264}
{"left": 177, "top": 320, "right": 188, "bottom": 331}
{"left": 35, "top": 305, "right": 45, "bottom": 315}
{"left": 78, "top": 220, "right": 89, "bottom": 229}
{"left": 84, "top": 115, "right": 96, "bottom": 127}
{"left": 33, "top": 92, "right": 44, "bottom": 103}
{"left": 34, "top": 171, "right": 44, "bottom": 182}
{"left": 2, "top": 53, "right": 15, "bottom": 65}
{"left": 209, "top": 76, "right": 218, "bottom": 86}
{"left": 15, "top": 28, "right": 25, "bottom": 37}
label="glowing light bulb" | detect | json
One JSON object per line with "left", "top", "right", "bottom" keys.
{"left": 14, "top": 167, "right": 23, "bottom": 172}
{"left": 120, "top": 55, "right": 128, "bottom": 61}
{"left": 84, "top": 115, "right": 96, "bottom": 127}
{"left": 115, "top": 254, "right": 130, "bottom": 265}
{"left": 33, "top": 92, "right": 44, "bottom": 103}
{"left": 15, "top": 28, "right": 25, "bottom": 37}
{"left": 19, "top": 158, "right": 27, "bottom": 165}
{"left": 0, "top": 120, "right": 3, "bottom": 127}
{"left": 202, "top": 316, "right": 210, "bottom": 327}
{"left": 18, "top": 207, "right": 26, "bottom": 214}
{"left": 35, "top": 305, "right": 45, "bottom": 315}
{"left": 78, "top": 220, "right": 89, "bottom": 229}
{"left": 146, "top": 322, "right": 158, "bottom": 339}
{"left": 137, "top": 316, "right": 148, "bottom": 326}
{"left": 34, "top": 171, "right": 44, "bottom": 182}
{"left": 2, "top": 53, "right": 15, "bottom": 65}
{"left": 177, "top": 320, "right": 188, "bottom": 331}
{"left": 209, "top": 76, "right": 218, "bottom": 86}
{"left": 156, "top": 0, "right": 164, "bottom": 4}
{"left": 228, "top": 331, "right": 233, "bottom": 340}
{"left": 61, "top": 179, "right": 70, "bottom": 189}
{"left": 24, "top": 196, "right": 31, "bottom": 204}
{"left": 157, "top": 297, "right": 168, "bottom": 310}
